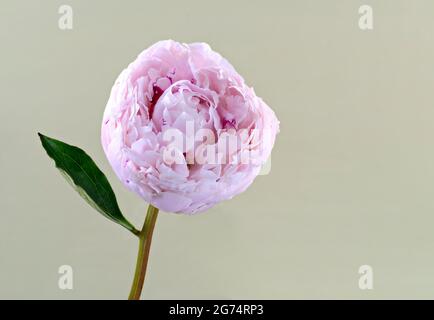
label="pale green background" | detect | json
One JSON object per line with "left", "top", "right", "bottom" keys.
{"left": 1, "top": 0, "right": 434, "bottom": 299}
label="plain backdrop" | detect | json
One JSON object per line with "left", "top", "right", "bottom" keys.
{"left": 2, "top": 0, "right": 434, "bottom": 299}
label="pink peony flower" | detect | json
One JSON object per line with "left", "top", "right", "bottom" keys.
{"left": 101, "top": 40, "right": 279, "bottom": 214}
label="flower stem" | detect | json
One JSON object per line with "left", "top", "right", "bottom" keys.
{"left": 128, "top": 204, "right": 159, "bottom": 300}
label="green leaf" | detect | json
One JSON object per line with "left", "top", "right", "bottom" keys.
{"left": 38, "top": 133, "right": 138, "bottom": 235}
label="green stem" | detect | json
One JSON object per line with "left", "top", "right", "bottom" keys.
{"left": 128, "top": 204, "right": 159, "bottom": 300}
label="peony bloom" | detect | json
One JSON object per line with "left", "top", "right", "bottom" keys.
{"left": 101, "top": 40, "right": 279, "bottom": 214}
